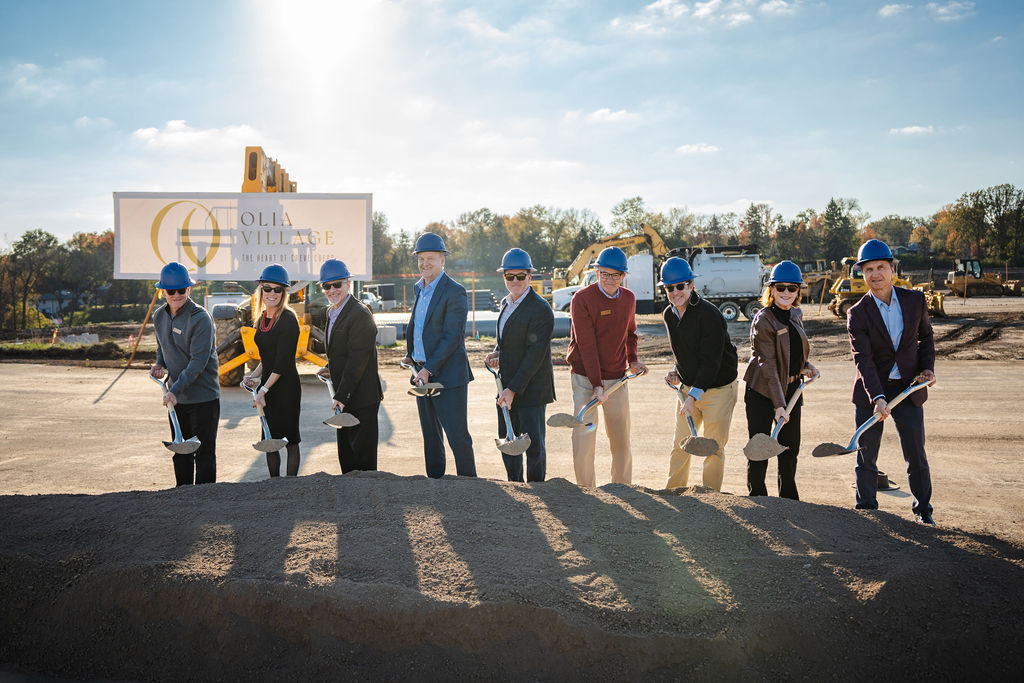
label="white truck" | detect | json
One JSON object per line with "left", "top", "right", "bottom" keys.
{"left": 551, "top": 246, "right": 767, "bottom": 320}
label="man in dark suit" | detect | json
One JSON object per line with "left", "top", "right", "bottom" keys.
{"left": 317, "top": 259, "right": 383, "bottom": 473}
{"left": 485, "top": 249, "right": 555, "bottom": 482}
{"left": 404, "top": 232, "right": 476, "bottom": 478}
{"left": 847, "top": 239, "right": 937, "bottom": 524}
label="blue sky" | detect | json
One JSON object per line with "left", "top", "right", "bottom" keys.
{"left": 1, "top": 0, "right": 1021, "bottom": 246}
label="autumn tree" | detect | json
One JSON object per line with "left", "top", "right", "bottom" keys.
{"left": 821, "top": 199, "right": 856, "bottom": 263}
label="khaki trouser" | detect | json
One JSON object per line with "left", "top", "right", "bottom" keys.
{"left": 667, "top": 380, "right": 738, "bottom": 491}
{"left": 570, "top": 373, "right": 632, "bottom": 488}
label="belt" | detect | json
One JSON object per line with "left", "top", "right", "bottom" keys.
{"left": 885, "top": 378, "right": 903, "bottom": 385}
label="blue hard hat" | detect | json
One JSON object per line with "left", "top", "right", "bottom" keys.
{"left": 595, "top": 246, "right": 628, "bottom": 273}
{"left": 496, "top": 248, "right": 534, "bottom": 272}
{"left": 658, "top": 257, "right": 695, "bottom": 286}
{"left": 156, "top": 262, "right": 196, "bottom": 290}
{"left": 318, "top": 259, "right": 351, "bottom": 284}
{"left": 768, "top": 260, "right": 803, "bottom": 284}
{"left": 855, "top": 239, "right": 894, "bottom": 266}
{"left": 412, "top": 231, "right": 449, "bottom": 254}
{"left": 258, "top": 263, "right": 291, "bottom": 287}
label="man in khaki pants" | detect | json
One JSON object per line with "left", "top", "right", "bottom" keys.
{"left": 565, "top": 247, "right": 648, "bottom": 487}
{"left": 659, "top": 257, "right": 738, "bottom": 491}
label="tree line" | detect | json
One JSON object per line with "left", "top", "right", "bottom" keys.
{"left": 2, "top": 183, "right": 1022, "bottom": 331}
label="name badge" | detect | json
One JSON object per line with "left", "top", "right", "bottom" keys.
{"left": 173, "top": 327, "right": 182, "bottom": 335}
{"left": 778, "top": 328, "right": 787, "bottom": 335}
{"left": 601, "top": 309, "right": 611, "bottom": 316}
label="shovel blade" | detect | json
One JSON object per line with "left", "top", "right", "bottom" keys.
{"left": 495, "top": 435, "right": 532, "bottom": 455}
{"left": 742, "top": 433, "right": 786, "bottom": 462}
{"left": 162, "top": 437, "right": 201, "bottom": 455}
{"left": 547, "top": 413, "right": 585, "bottom": 428}
{"left": 323, "top": 413, "right": 360, "bottom": 428}
{"left": 811, "top": 442, "right": 857, "bottom": 458}
{"left": 253, "top": 436, "right": 289, "bottom": 453}
{"left": 682, "top": 436, "right": 719, "bottom": 458}
{"left": 408, "top": 382, "right": 444, "bottom": 397}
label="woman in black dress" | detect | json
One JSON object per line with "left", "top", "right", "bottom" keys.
{"left": 243, "top": 263, "right": 302, "bottom": 477}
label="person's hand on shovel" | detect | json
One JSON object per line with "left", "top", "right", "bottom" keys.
{"left": 332, "top": 399, "right": 345, "bottom": 413}
{"left": 485, "top": 352, "right": 499, "bottom": 369}
{"left": 253, "top": 386, "right": 268, "bottom": 409}
{"left": 915, "top": 369, "right": 937, "bottom": 387}
{"left": 803, "top": 362, "right": 819, "bottom": 380}
{"left": 162, "top": 390, "right": 178, "bottom": 408}
{"left": 316, "top": 366, "right": 331, "bottom": 380}
{"left": 413, "top": 367, "right": 431, "bottom": 387}
{"left": 497, "top": 388, "right": 515, "bottom": 409}
{"left": 592, "top": 385, "right": 608, "bottom": 405}
{"left": 774, "top": 406, "right": 789, "bottom": 425}
{"left": 629, "top": 360, "right": 649, "bottom": 377}
{"left": 150, "top": 364, "right": 166, "bottom": 380}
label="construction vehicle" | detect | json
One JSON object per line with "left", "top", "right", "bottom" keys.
{"left": 529, "top": 272, "right": 555, "bottom": 302}
{"left": 827, "top": 258, "right": 945, "bottom": 318}
{"left": 552, "top": 224, "right": 669, "bottom": 292}
{"left": 670, "top": 245, "right": 768, "bottom": 321}
{"left": 213, "top": 147, "right": 328, "bottom": 386}
{"left": 944, "top": 259, "right": 1021, "bottom": 297}
{"left": 797, "top": 259, "right": 842, "bottom": 304}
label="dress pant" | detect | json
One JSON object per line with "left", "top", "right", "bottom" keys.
{"left": 496, "top": 402, "right": 547, "bottom": 483}
{"left": 745, "top": 381, "right": 802, "bottom": 500}
{"left": 337, "top": 402, "right": 380, "bottom": 474}
{"left": 570, "top": 373, "right": 632, "bottom": 488}
{"left": 169, "top": 398, "right": 219, "bottom": 486}
{"left": 855, "top": 383, "right": 932, "bottom": 515}
{"left": 667, "top": 381, "right": 737, "bottom": 491}
{"left": 416, "top": 384, "right": 476, "bottom": 478}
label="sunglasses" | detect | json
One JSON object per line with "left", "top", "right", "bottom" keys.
{"left": 261, "top": 285, "right": 285, "bottom": 294}
{"left": 773, "top": 284, "right": 800, "bottom": 294}
{"left": 663, "top": 283, "right": 690, "bottom": 292}
{"left": 503, "top": 273, "right": 528, "bottom": 281}
{"left": 164, "top": 288, "right": 188, "bottom": 296}
{"left": 322, "top": 281, "right": 348, "bottom": 290}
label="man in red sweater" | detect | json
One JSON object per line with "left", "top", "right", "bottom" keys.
{"left": 565, "top": 247, "right": 648, "bottom": 487}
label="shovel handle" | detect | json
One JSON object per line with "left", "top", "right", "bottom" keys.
{"left": 151, "top": 376, "right": 186, "bottom": 443}
{"left": 770, "top": 371, "right": 819, "bottom": 439}
{"left": 483, "top": 363, "right": 519, "bottom": 438}
{"left": 400, "top": 360, "right": 426, "bottom": 386}
{"left": 849, "top": 381, "right": 931, "bottom": 449}
{"left": 573, "top": 372, "right": 641, "bottom": 422}
{"left": 664, "top": 378, "right": 698, "bottom": 436}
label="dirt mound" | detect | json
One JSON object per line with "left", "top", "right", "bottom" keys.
{"left": 2, "top": 472, "right": 1022, "bottom": 680}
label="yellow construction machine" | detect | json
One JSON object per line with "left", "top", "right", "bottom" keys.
{"left": 827, "top": 258, "right": 945, "bottom": 318}
{"left": 797, "top": 259, "right": 842, "bottom": 305}
{"left": 944, "top": 259, "right": 1021, "bottom": 297}
{"left": 551, "top": 223, "right": 669, "bottom": 291}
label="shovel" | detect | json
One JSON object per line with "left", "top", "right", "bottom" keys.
{"left": 241, "top": 381, "right": 289, "bottom": 453}
{"left": 484, "top": 363, "right": 532, "bottom": 455}
{"left": 812, "top": 380, "right": 931, "bottom": 457}
{"left": 743, "top": 370, "right": 820, "bottom": 462}
{"left": 150, "top": 376, "right": 201, "bottom": 455}
{"left": 316, "top": 372, "right": 360, "bottom": 428}
{"left": 547, "top": 371, "right": 643, "bottom": 430}
{"left": 399, "top": 360, "right": 444, "bottom": 397}
{"left": 664, "top": 378, "right": 719, "bottom": 458}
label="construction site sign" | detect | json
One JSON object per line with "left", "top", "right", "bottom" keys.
{"left": 112, "top": 192, "right": 372, "bottom": 281}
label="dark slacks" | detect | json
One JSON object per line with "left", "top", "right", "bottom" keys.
{"left": 854, "top": 384, "right": 932, "bottom": 515}
{"left": 416, "top": 384, "right": 476, "bottom": 478}
{"left": 336, "top": 403, "right": 380, "bottom": 474}
{"left": 495, "top": 402, "right": 547, "bottom": 483}
{"left": 745, "top": 382, "right": 802, "bottom": 500}
{"left": 168, "top": 398, "right": 219, "bottom": 486}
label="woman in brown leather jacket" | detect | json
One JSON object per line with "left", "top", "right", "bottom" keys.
{"left": 743, "top": 261, "right": 817, "bottom": 499}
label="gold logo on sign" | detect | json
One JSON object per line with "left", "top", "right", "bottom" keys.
{"left": 150, "top": 201, "right": 223, "bottom": 267}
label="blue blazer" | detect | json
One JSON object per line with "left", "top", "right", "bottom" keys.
{"left": 406, "top": 271, "right": 473, "bottom": 389}
{"left": 847, "top": 286, "right": 935, "bottom": 408}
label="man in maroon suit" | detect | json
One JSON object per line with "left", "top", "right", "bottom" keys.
{"left": 847, "top": 239, "right": 937, "bottom": 524}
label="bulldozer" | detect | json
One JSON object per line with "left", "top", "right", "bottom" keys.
{"left": 797, "top": 259, "right": 842, "bottom": 305}
{"left": 827, "top": 258, "right": 945, "bottom": 318}
{"left": 944, "top": 259, "right": 1021, "bottom": 297}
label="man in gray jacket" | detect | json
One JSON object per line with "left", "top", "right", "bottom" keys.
{"left": 150, "top": 262, "right": 221, "bottom": 485}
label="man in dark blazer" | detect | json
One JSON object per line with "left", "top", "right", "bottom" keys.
{"left": 403, "top": 232, "right": 476, "bottom": 478}
{"left": 317, "top": 259, "right": 383, "bottom": 473}
{"left": 485, "top": 249, "right": 555, "bottom": 482}
{"left": 847, "top": 239, "right": 937, "bottom": 524}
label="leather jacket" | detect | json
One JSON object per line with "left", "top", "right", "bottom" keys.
{"left": 743, "top": 305, "right": 810, "bottom": 408}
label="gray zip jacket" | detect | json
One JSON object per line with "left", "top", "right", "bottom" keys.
{"left": 153, "top": 298, "right": 220, "bottom": 404}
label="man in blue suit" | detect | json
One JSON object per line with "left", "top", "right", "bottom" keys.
{"left": 847, "top": 239, "right": 937, "bottom": 524}
{"left": 485, "top": 248, "right": 555, "bottom": 482}
{"left": 404, "top": 232, "right": 476, "bottom": 478}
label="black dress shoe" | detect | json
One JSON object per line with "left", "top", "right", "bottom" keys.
{"left": 915, "top": 512, "right": 936, "bottom": 525}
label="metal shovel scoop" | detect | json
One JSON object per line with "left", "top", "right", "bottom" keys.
{"left": 151, "top": 376, "right": 201, "bottom": 454}
{"left": 548, "top": 371, "right": 643, "bottom": 430}
{"left": 743, "top": 370, "right": 820, "bottom": 462}
{"left": 241, "top": 381, "right": 289, "bottom": 452}
{"left": 812, "top": 380, "right": 931, "bottom": 457}
{"left": 399, "top": 360, "right": 444, "bottom": 397}
{"left": 664, "top": 379, "right": 719, "bottom": 457}
{"left": 316, "top": 373, "right": 360, "bottom": 428}
{"left": 484, "top": 363, "right": 531, "bottom": 455}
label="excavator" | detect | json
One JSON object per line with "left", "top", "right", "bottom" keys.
{"left": 826, "top": 257, "right": 946, "bottom": 318}
{"left": 945, "top": 259, "right": 1021, "bottom": 297}
{"left": 551, "top": 223, "right": 669, "bottom": 292}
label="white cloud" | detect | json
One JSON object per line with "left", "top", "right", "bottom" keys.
{"left": 878, "top": 4, "right": 912, "bottom": 18}
{"left": 676, "top": 143, "right": 720, "bottom": 154}
{"left": 647, "top": 0, "right": 690, "bottom": 19}
{"left": 693, "top": 0, "right": 723, "bottom": 19}
{"left": 760, "top": 1, "right": 796, "bottom": 16}
{"left": 991, "top": 35, "right": 1004, "bottom": 42}
{"left": 73, "top": 116, "right": 115, "bottom": 131}
{"left": 727, "top": 12, "right": 753, "bottom": 26}
{"left": 564, "top": 109, "right": 640, "bottom": 124}
{"left": 2, "top": 58, "right": 106, "bottom": 101}
{"left": 926, "top": 1, "right": 975, "bottom": 22}
{"left": 455, "top": 8, "right": 508, "bottom": 40}
{"left": 889, "top": 125, "right": 934, "bottom": 135}
{"left": 131, "top": 120, "right": 265, "bottom": 153}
